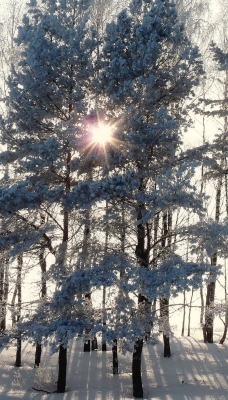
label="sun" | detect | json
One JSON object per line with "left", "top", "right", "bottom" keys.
{"left": 90, "top": 122, "right": 114, "bottom": 146}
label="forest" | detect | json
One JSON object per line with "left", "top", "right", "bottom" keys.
{"left": 0, "top": 0, "right": 227, "bottom": 398}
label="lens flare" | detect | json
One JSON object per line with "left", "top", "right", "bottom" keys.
{"left": 90, "top": 122, "right": 114, "bottom": 146}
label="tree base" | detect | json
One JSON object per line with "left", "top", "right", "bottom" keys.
{"left": 132, "top": 339, "right": 143, "bottom": 398}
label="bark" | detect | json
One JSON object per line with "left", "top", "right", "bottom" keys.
{"left": 57, "top": 344, "right": 67, "bottom": 393}
{"left": 34, "top": 243, "right": 47, "bottom": 367}
{"left": 15, "top": 254, "right": 22, "bottom": 367}
{"left": 84, "top": 325, "right": 91, "bottom": 352}
{"left": 220, "top": 164, "right": 228, "bottom": 345}
{"left": 132, "top": 188, "right": 150, "bottom": 398}
{"left": 160, "top": 298, "right": 171, "bottom": 357}
{"left": 204, "top": 175, "right": 222, "bottom": 343}
{"left": 15, "top": 337, "right": 22, "bottom": 367}
{"left": 219, "top": 264, "right": 228, "bottom": 344}
{"left": 160, "top": 210, "right": 171, "bottom": 356}
{"left": 84, "top": 340, "right": 91, "bottom": 352}
{"left": 187, "top": 288, "right": 194, "bottom": 337}
{"left": 92, "top": 336, "right": 98, "bottom": 350}
{"left": 102, "top": 200, "right": 109, "bottom": 352}
{"left": 34, "top": 343, "right": 42, "bottom": 368}
{"left": 132, "top": 339, "right": 143, "bottom": 398}
{"left": 56, "top": 149, "right": 71, "bottom": 392}
{"left": 220, "top": 304, "right": 228, "bottom": 344}
{"left": 0, "top": 255, "right": 9, "bottom": 332}
{"left": 181, "top": 291, "right": 186, "bottom": 336}
{"left": 200, "top": 287, "right": 204, "bottom": 327}
{"left": 112, "top": 339, "right": 118, "bottom": 375}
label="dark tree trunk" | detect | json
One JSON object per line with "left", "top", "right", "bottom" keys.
{"left": 92, "top": 337, "right": 98, "bottom": 350}
{"left": 220, "top": 324, "right": 228, "bottom": 345}
{"left": 102, "top": 336, "right": 107, "bottom": 351}
{"left": 163, "top": 334, "right": 171, "bottom": 358}
{"left": 34, "top": 244, "right": 47, "bottom": 367}
{"left": 34, "top": 343, "right": 42, "bottom": 367}
{"left": 56, "top": 151, "right": 70, "bottom": 393}
{"left": 205, "top": 280, "right": 216, "bottom": 343}
{"left": 14, "top": 254, "right": 22, "bottom": 367}
{"left": 132, "top": 339, "right": 143, "bottom": 399}
{"left": 132, "top": 190, "right": 150, "bottom": 399}
{"left": 204, "top": 174, "right": 222, "bottom": 343}
{"left": 112, "top": 339, "right": 118, "bottom": 375}
{"left": 102, "top": 287, "right": 107, "bottom": 351}
{"left": 160, "top": 210, "right": 172, "bottom": 357}
{"left": 57, "top": 344, "right": 67, "bottom": 393}
{"left": 0, "top": 255, "right": 9, "bottom": 332}
{"left": 181, "top": 291, "right": 186, "bottom": 336}
{"left": 160, "top": 298, "right": 171, "bottom": 357}
{"left": 15, "top": 337, "right": 22, "bottom": 367}
{"left": 84, "top": 339, "right": 91, "bottom": 352}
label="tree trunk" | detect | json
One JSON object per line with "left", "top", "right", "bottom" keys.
{"left": 0, "top": 255, "right": 9, "bottom": 332}
{"left": 160, "top": 210, "right": 171, "bottom": 357}
{"left": 205, "top": 280, "right": 216, "bottom": 343}
{"left": 92, "top": 336, "right": 98, "bottom": 350}
{"left": 34, "top": 343, "right": 42, "bottom": 368}
{"left": 15, "top": 254, "right": 22, "bottom": 367}
{"left": 181, "top": 291, "right": 186, "bottom": 336}
{"left": 15, "top": 337, "right": 22, "bottom": 367}
{"left": 220, "top": 310, "right": 228, "bottom": 345}
{"left": 56, "top": 150, "right": 71, "bottom": 393}
{"left": 34, "top": 242, "right": 47, "bottom": 367}
{"left": 57, "top": 344, "right": 67, "bottom": 393}
{"left": 204, "top": 172, "right": 222, "bottom": 343}
{"left": 160, "top": 298, "right": 171, "bottom": 357}
{"left": 132, "top": 339, "right": 143, "bottom": 398}
{"left": 112, "top": 339, "right": 118, "bottom": 375}
{"left": 200, "top": 287, "right": 204, "bottom": 327}
{"left": 187, "top": 288, "right": 194, "bottom": 337}
{"left": 132, "top": 188, "right": 150, "bottom": 398}
{"left": 84, "top": 327, "right": 91, "bottom": 352}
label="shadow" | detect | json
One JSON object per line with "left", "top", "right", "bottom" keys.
{"left": 0, "top": 335, "right": 228, "bottom": 399}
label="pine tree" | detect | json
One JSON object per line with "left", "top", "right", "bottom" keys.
{"left": 0, "top": 0, "right": 97, "bottom": 393}
{"left": 96, "top": 0, "right": 204, "bottom": 396}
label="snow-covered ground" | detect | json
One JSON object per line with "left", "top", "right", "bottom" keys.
{"left": 0, "top": 328, "right": 228, "bottom": 400}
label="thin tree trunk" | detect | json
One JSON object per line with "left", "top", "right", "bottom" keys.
{"left": 102, "top": 200, "right": 109, "bottom": 352}
{"left": 132, "top": 184, "right": 150, "bottom": 398}
{"left": 181, "top": 291, "right": 186, "bottom": 336}
{"left": 220, "top": 171, "right": 228, "bottom": 344}
{"left": 15, "top": 254, "right": 22, "bottom": 367}
{"left": 200, "top": 287, "right": 204, "bottom": 326}
{"left": 80, "top": 203, "right": 94, "bottom": 353}
{"left": 187, "top": 288, "right": 194, "bottom": 337}
{"left": 0, "top": 255, "right": 9, "bottom": 332}
{"left": 34, "top": 241, "right": 47, "bottom": 367}
{"left": 205, "top": 174, "right": 222, "bottom": 343}
{"left": 160, "top": 210, "right": 171, "bottom": 356}
{"left": 220, "top": 260, "right": 228, "bottom": 344}
{"left": 57, "top": 150, "right": 71, "bottom": 393}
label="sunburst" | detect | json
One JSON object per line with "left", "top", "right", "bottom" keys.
{"left": 89, "top": 121, "right": 114, "bottom": 147}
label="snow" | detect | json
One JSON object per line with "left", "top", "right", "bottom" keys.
{"left": 1, "top": 330, "right": 228, "bottom": 400}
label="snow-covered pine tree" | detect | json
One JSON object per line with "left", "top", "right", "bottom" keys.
{"left": 0, "top": 0, "right": 97, "bottom": 393}
{"left": 95, "top": 0, "right": 204, "bottom": 396}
